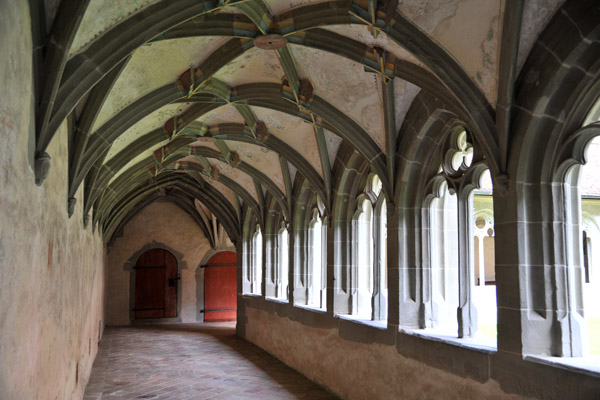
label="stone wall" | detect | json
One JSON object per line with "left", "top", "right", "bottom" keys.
{"left": 239, "top": 301, "right": 600, "bottom": 399}
{"left": 243, "top": 308, "right": 515, "bottom": 399}
{"left": 105, "top": 200, "right": 215, "bottom": 325}
{"left": 0, "top": 2, "right": 106, "bottom": 399}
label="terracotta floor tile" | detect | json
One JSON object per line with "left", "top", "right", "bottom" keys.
{"left": 84, "top": 323, "right": 337, "bottom": 400}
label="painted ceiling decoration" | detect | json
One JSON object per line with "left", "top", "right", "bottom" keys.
{"left": 32, "top": 0, "right": 530, "bottom": 245}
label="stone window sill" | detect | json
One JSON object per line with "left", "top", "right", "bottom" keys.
{"left": 294, "top": 303, "right": 327, "bottom": 314}
{"left": 399, "top": 327, "right": 497, "bottom": 353}
{"left": 524, "top": 354, "right": 600, "bottom": 378}
{"left": 265, "top": 296, "right": 289, "bottom": 304}
{"left": 337, "top": 314, "right": 388, "bottom": 330}
{"left": 242, "top": 293, "right": 262, "bottom": 298}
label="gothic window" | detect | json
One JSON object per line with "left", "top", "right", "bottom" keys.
{"left": 308, "top": 210, "right": 326, "bottom": 308}
{"left": 374, "top": 198, "right": 388, "bottom": 320}
{"left": 426, "top": 127, "right": 493, "bottom": 338}
{"left": 575, "top": 133, "right": 600, "bottom": 355}
{"left": 276, "top": 224, "right": 290, "bottom": 300}
{"left": 266, "top": 216, "right": 289, "bottom": 301}
{"left": 354, "top": 197, "right": 373, "bottom": 318}
{"left": 251, "top": 224, "right": 263, "bottom": 295}
{"left": 351, "top": 175, "right": 387, "bottom": 320}
{"left": 428, "top": 180, "right": 459, "bottom": 332}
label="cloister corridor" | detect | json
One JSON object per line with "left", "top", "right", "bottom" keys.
{"left": 3, "top": 0, "right": 600, "bottom": 398}
{"left": 83, "top": 323, "right": 337, "bottom": 400}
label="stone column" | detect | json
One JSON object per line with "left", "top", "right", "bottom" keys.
{"left": 396, "top": 202, "right": 424, "bottom": 328}
{"left": 494, "top": 179, "right": 585, "bottom": 356}
{"left": 292, "top": 217, "right": 307, "bottom": 305}
{"left": 320, "top": 220, "right": 327, "bottom": 308}
{"left": 333, "top": 217, "right": 352, "bottom": 315}
{"left": 457, "top": 190, "right": 477, "bottom": 338}
{"left": 477, "top": 235, "right": 485, "bottom": 286}
{"left": 372, "top": 204, "right": 388, "bottom": 320}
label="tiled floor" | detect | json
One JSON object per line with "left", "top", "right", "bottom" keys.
{"left": 83, "top": 323, "right": 338, "bottom": 400}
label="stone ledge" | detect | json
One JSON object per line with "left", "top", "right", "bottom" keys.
{"left": 399, "top": 327, "right": 497, "bottom": 354}
{"left": 337, "top": 314, "right": 388, "bottom": 330}
{"left": 265, "top": 296, "right": 289, "bottom": 304}
{"left": 294, "top": 303, "right": 328, "bottom": 314}
{"left": 524, "top": 354, "right": 600, "bottom": 379}
{"left": 242, "top": 293, "right": 263, "bottom": 298}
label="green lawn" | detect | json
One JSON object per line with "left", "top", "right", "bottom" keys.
{"left": 477, "top": 318, "right": 600, "bottom": 355}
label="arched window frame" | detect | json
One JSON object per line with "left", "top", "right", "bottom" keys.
{"left": 275, "top": 221, "right": 290, "bottom": 300}
{"left": 577, "top": 120, "right": 600, "bottom": 288}
{"left": 352, "top": 195, "right": 374, "bottom": 318}
{"left": 307, "top": 208, "right": 326, "bottom": 308}
{"left": 290, "top": 176, "right": 328, "bottom": 309}
{"left": 556, "top": 120, "right": 600, "bottom": 356}
{"left": 250, "top": 223, "right": 263, "bottom": 295}
{"left": 264, "top": 194, "right": 289, "bottom": 301}
{"left": 424, "top": 126, "right": 491, "bottom": 337}
{"left": 242, "top": 210, "right": 261, "bottom": 295}
{"left": 424, "top": 178, "right": 459, "bottom": 331}
{"left": 350, "top": 174, "right": 387, "bottom": 320}
{"left": 373, "top": 194, "right": 388, "bottom": 320}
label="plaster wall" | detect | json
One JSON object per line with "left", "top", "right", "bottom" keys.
{"left": 105, "top": 200, "right": 212, "bottom": 325}
{"left": 399, "top": 0, "right": 502, "bottom": 105}
{"left": 94, "top": 36, "right": 228, "bottom": 132}
{"left": 0, "top": 2, "right": 106, "bottom": 399}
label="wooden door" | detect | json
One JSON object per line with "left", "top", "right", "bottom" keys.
{"left": 204, "top": 251, "right": 237, "bottom": 322}
{"left": 134, "top": 249, "right": 178, "bottom": 319}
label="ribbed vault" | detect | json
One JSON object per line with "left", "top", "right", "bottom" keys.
{"left": 32, "top": 0, "right": 550, "bottom": 245}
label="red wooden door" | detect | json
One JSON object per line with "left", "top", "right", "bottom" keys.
{"left": 134, "top": 249, "right": 178, "bottom": 319}
{"left": 204, "top": 251, "right": 237, "bottom": 322}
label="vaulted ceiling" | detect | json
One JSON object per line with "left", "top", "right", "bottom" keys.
{"left": 32, "top": 0, "right": 563, "bottom": 244}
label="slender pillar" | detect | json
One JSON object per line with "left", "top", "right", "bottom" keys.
{"left": 457, "top": 190, "right": 478, "bottom": 337}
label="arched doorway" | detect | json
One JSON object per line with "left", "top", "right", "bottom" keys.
{"left": 203, "top": 251, "right": 237, "bottom": 322}
{"left": 134, "top": 249, "right": 178, "bottom": 319}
